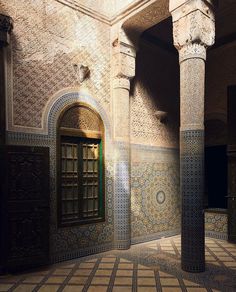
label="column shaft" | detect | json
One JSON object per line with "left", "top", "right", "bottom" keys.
{"left": 180, "top": 52, "right": 206, "bottom": 272}
{"left": 113, "top": 77, "right": 131, "bottom": 249}
{"left": 170, "top": 0, "right": 215, "bottom": 272}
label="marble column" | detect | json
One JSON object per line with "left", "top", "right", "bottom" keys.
{"left": 170, "top": 0, "right": 215, "bottom": 272}
{"left": 0, "top": 14, "right": 13, "bottom": 146}
{"left": 112, "top": 35, "right": 135, "bottom": 249}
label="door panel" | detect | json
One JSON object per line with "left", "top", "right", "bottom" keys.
{"left": 5, "top": 146, "right": 50, "bottom": 271}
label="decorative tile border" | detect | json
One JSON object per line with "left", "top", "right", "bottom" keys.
{"left": 131, "top": 229, "right": 180, "bottom": 245}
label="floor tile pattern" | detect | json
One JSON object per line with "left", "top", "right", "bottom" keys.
{"left": 1, "top": 236, "right": 236, "bottom": 292}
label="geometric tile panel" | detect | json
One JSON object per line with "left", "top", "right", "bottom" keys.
{"left": 131, "top": 153, "right": 181, "bottom": 243}
{"left": 205, "top": 211, "right": 228, "bottom": 240}
{"left": 180, "top": 129, "right": 205, "bottom": 273}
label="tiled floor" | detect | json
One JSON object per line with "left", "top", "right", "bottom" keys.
{"left": 1, "top": 235, "right": 236, "bottom": 292}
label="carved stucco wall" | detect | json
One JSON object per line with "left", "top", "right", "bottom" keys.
{"left": 131, "top": 41, "right": 179, "bottom": 148}
{"left": 205, "top": 44, "right": 236, "bottom": 146}
{"left": 1, "top": 0, "right": 111, "bottom": 130}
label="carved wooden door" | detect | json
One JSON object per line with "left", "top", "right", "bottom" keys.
{"left": 4, "top": 146, "right": 50, "bottom": 271}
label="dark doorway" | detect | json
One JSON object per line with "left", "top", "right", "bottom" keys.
{"left": 205, "top": 145, "right": 228, "bottom": 209}
{"left": 0, "top": 146, "right": 50, "bottom": 272}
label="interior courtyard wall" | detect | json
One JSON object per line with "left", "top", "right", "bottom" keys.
{"left": 1, "top": 0, "right": 115, "bottom": 262}
{"left": 130, "top": 41, "right": 181, "bottom": 243}
{"left": 2, "top": 0, "right": 233, "bottom": 262}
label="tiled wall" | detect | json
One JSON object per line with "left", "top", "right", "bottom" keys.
{"left": 205, "top": 211, "right": 228, "bottom": 240}
{"left": 131, "top": 145, "right": 181, "bottom": 243}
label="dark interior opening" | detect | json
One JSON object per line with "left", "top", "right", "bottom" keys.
{"left": 205, "top": 145, "right": 228, "bottom": 209}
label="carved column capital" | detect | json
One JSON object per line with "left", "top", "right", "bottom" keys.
{"left": 113, "top": 77, "right": 130, "bottom": 91}
{"left": 112, "top": 29, "right": 136, "bottom": 80}
{"left": 170, "top": 0, "right": 215, "bottom": 62}
{"left": 179, "top": 43, "right": 206, "bottom": 63}
{"left": 0, "top": 14, "right": 13, "bottom": 47}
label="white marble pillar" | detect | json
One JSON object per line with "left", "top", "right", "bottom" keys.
{"left": 170, "top": 0, "right": 215, "bottom": 272}
{"left": 112, "top": 34, "right": 135, "bottom": 249}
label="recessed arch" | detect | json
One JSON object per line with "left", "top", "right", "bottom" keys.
{"left": 57, "top": 102, "right": 106, "bottom": 226}
{"left": 45, "top": 90, "right": 112, "bottom": 142}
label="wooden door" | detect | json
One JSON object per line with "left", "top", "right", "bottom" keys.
{"left": 3, "top": 146, "right": 50, "bottom": 271}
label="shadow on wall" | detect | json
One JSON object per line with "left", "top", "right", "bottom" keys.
{"left": 129, "top": 20, "right": 180, "bottom": 147}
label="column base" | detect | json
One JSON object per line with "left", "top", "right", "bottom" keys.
{"left": 181, "top": 259, "right": 205, "bottom": 273}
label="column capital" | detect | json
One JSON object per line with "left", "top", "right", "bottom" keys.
{"left": 169, "top": 0, "right": 215, "bottom": 59}
{"left": 113, "top": 77, "right": 130, "bottom": 90}
{"left": 179, "top": 43, "right": 206, "bottom": 63}
{"left": 0, "top": 14, "right": 13, "bottom": 47}
{"left": 112, "top": 29, "right": 136, "bottom": 80}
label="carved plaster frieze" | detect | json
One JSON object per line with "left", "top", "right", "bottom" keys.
{"left": 0, "top": 14, "right": 13, "bottom": 47}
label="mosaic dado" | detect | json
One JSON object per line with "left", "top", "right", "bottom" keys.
{"left": 205, "top": 211, "right": 228, "bottom": 240}
{"left": 131, "top": 159, "right": 181, "bottom": 241}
